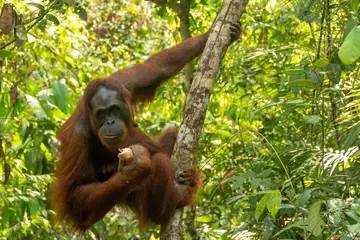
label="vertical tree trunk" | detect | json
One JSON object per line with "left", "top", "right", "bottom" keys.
{"left": 178, "top": 0, "right": 194, "bottom": 94}
{"left": 149, "top": 0, "right": 194, "bottom": 94}
{"left": 177, "top": 1, "right": 197, "bottom": 238}
{"left": 160, "top": 0, "right": 249, "bottom": 239}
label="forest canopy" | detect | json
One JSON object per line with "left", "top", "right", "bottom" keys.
{"left": 1, "top": 0, "right": 360, "bottom": 239}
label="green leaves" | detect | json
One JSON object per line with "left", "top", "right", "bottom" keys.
{"left": 295, "top": 189, "right": 316, "bottom": 207}
{"left": 342, "top": 18, "right": 358, "bottom": 42}
{"left": 27, "top": 2, "right": 45, "bottom": 12}
{"left": 326, "top": 64, "right": 341, "bottom": 84}
{"left": 38, "top": 19, "right": 47, "bottom": 32}
{"left": 75, "top": 6, "right": 87, "bottom": 21}
{"left": 195, "top": 216, "right": 214, "bottom": 223}
{"left": 0, "top": 50, "right": 15, "bottom": 58}
{"left": 343, "top": 124, "right": 360, "bottom": 150}
{"left": 1, "top": 0, "right": 360, "bottom": 239}
{"left": 308, "top": 200, "right": 325, "bottom": 237}
{"left": 52, "top": 80, "right": 70, "bottom": 114}
{"left": 351, "top": 0, "right": 359, "bottom": 12}
{"left": 272, "top": 200, "right": 325, "bottom": 237}
{"left": 285, "top": 65, "right": 325, "bottom": 89}
{"left": 339, "top": 27, "right": 360, "bottom": 64}
{"left": 24, "top": 147, "right": 46, "bottom": 174}
{"left": 284, "top": 68, "right": 306, "bottom": 75}
{"left": 289, "top": 79, "right": 316, "bottom": 87}
{"left": 15, "top": 25, "right": 28, "bottom": 41}
{"left": 313, "top": 58, "right": 329, "bottom": 68}
{"left": 46, "top": 14, "right": 60, "bottom": 25}
{"left": 255, "top": 190, "right": 282, "bottom": 221}
{"left": 303, "top": 115, "right": 322, "bottom": 124}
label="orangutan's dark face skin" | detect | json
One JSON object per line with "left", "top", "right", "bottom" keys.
{"left": 91, "top": 87, "right": 131, "bottom": 147}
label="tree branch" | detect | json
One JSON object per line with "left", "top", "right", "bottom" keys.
{"left": 160, "top": 0, "right": 249, "bottom": 239}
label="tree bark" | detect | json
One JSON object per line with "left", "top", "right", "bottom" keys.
{"left": 177, "top": 1, "right": 198, "bottom": 239}
{"left": 160, "top": 0, "right": 249, "bottom": 239}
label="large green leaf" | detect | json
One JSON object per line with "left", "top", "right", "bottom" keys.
{"left": 75, "top": 6, "right": 88, "bottom": 21}
{"left": 266, "top": 193, "right": 282, "bottom": 218}
{"left": 28, "top": 198, "right": 41, "bottom": 217}
{"left": 351, "top": 0, "right": 359, "bottom": 12}
{"left": 345, "top": 211, "right": 360, "bottom": 223}
{"left": 308, "top": 200, "right": 325, "bottom": 237}
{"left": 326, "top": 64, "right": 341, "bottom": 83}
{"left": 284, "top": 68, "right": 306, "bottom": 75}
{"left": 339, "top": 27, "right": 360, "bottom": 64}
{"left": 25, "top": 95, "right": 47, "bottom": 119}
{"left": 52, "top": 81, "right": 69, "bottom": 114}
{"left": 262, "top": 215, "right": 275, "bottom": 240}
{"left": 255, "top": 194, "right": 270, "bottom": 222}
{"left": 343, "top": 124, "right": 360, "bottom": 150}
{"left": 232, "top": 175, "right": 245, "bottom": 190}
{"left": 0, "top": 51, "right": 16, "bottom": 58}
{"left": 24, "top": 147, "right": 46, "bottom": 174}
{"left": 46, "top": 14, "right": 60, "bottom": 25}
{"left": 306, "top": 68, "right": 323, "bottom": 84}
{"left": 348, "top": 223, "right": 360, "bottom": 233}
{"left": 38, "top": 19, "right": 47, "bottom": 32}
{"left": 250, "top": 178, "right": 261, "bottom": 189}
{"left": 342, "top": 18, "right": 358, "bottom": 42}
{"left": 313, "top": 58, "right": 329, "bottom": 68}
{"left": 289, "top": 79, "right": 315, "bottom": 87}
{"left": 295, "top": 188, "right": 316, "bottom": 207}
{"left": 255, "top": 190, "right": 282, "bottom": 221}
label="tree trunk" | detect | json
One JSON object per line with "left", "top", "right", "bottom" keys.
{"left": 177, "top": 1, "right": 198, "bottom": 239}
{"left": 178, "top": 0, "right": 194, "bottom": 94}
{"left": 160, "top": 0, "right": 249, "bottom": 239}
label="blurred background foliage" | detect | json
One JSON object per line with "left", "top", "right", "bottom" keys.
{"left": 1, "top": 0, "right": 360, "bottom": 239}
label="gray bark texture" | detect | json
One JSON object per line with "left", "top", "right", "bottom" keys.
{"left": 160, "top": 0, "right": 249, "bottom": 239}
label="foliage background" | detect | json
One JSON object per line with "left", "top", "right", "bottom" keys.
{"left": 1, "top": 0, "right": 360, "bottom": 239}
